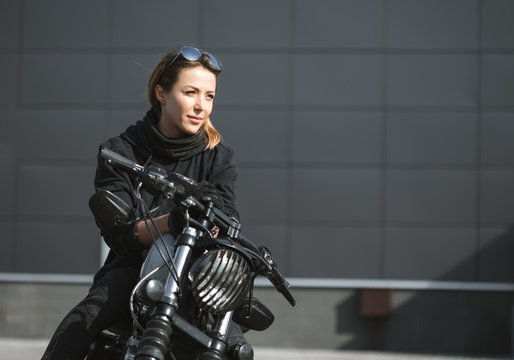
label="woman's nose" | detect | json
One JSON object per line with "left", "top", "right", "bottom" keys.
{"left": 194, "top": 97, "right": 204, "bottom": 111}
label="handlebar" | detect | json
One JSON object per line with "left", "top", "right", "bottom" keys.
{"left": 99, "top": 147, "right": 295, "bottom": 307}
{"left": 99, "top": 148, "right": 144, "bottom": 174}
{"left": 99, "top": 148, "right": 177, "bottom": 195}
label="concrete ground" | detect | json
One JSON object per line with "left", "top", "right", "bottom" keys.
{"left": 0, "top": 338, "right": 510, "bottom": 360}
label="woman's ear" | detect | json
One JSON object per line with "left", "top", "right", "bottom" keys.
{"left": 155, "top": 85, "right": 166, "bottom": 103}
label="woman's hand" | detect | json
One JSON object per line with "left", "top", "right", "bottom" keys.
{"left": 192, "top": 181, "right": 224, "bottom": 209}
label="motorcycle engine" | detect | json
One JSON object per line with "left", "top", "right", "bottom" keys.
{"left": 189, "top": 248, "right": 252, "bottom": 315}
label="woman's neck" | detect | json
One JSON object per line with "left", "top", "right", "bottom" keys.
{"left": 157, "top": 116, "right": 182, "bottom": 139}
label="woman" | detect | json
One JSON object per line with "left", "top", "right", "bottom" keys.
{"left": 42, "top": 46, "right": 246, "bottom": 360}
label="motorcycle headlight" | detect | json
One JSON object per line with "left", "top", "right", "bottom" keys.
{"left": 189, "top": 248, "right": 252, "bottom": 314}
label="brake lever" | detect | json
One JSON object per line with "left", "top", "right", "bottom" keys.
{"left": 258, "top": 246, "right": 296, "bottom": 307}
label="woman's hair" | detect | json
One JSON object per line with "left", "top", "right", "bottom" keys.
{"left": 147, "top": 48, "right": 223, "bottom": 150}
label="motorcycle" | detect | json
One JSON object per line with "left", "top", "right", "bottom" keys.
{"left": 86, "top": 148, "right": 296, "bottom": 360}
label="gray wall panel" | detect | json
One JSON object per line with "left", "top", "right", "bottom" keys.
{"left": 21, "top": 54, "right": 108, "bottom": 106}
{"left": 203, "top": 0, "right": 290, "bottom": 48}
{"left": 0, "top": 222, "right": 13, "bottom": 271}
{"left": 481, "top": 55, "right": 514, "bottom": 107}
{"left": 482, "top": 0, "right": 514, "bottom": 49}
{"left": 112, "top": 0, "right": 199, "bottom": 49}
{"left": 108, "top": 109, "right": 147, "bottom": 139}
{"left": 215, "top": 53, "right": 290, "bottom": 106}
{"left": 481, "top": 112, "right": 514, "bottom": 166}
{"left": 1, "top": 1, "right": 512, "bottom": 288}
{"left": 0, "top": 143, "right": 14, "bottom": 218}
{"left": 110, "top": 53, "right": 161, "bottom": 106}
{"left": 0, "top": 0, "right": 20, "bottom": 49}
{"left": 384, "top": 227, "right": 476, "bottom": 280}
{"left": 480, "top": 170, "right": 514, "bottom": 224}
{"left": 295, "top": 0, "right": 385, "bottom": 48}
{"left": 294, "top": 54, "right": 383, "bottom": 106}
{"left": 293, "top": 111, "right": 382, "bottom": 164}
{"left": 386, "top": 170, "right": 477, "bottom": 224}
{"left": 15, "top": 110, "right": 106, "bottom": 161}
{"left": 0, "top": 114, "right": 17, "bottom": 146}
{"left": 16, "top": 221, "right": 100, "bottom": 273}
{"left": 0, "top": 56, "right": 18, "bottom": 145}
{"left": 291, "top": 169, "right": 381, "bottom": 223}
{"left": 237, "top": 168, "right": 288, "bottom": 223}
{"left": 243, "top": 224, "right": 288, "bottom": 270}
{"left": 214, "top": 110, "right": 289, "bottom": 164}
{"left": 388, "top": 55, "right": 477, "bottom": 106}
{"left": 388, "top": 0, "right": 478, "bottom": 49}
{"left": 479, "top": 226, "right": 514, "bottom": 282}
{"left": 17, "top": 165, "right": 96, "bottom": 218}
{"left": 290, "top": 226, "right": 382, "bottom": 278}
{"left": 387, "top": 112, "right": 477, "bottom": 165}
{"left": 0, "top": 55, "right": 19, "bottom": 114}
{"left": 23, "top": 0, "right": 109, "bottom": 49}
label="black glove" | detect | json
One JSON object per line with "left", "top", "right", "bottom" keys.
{"left": 167, "top": 181, "right": 223, "bottom": 236}
{"left": 167, "top": 204, "right": 186, "bottom": 237}
{"left": 191, "top": 181, "right": 224, "bottom": 210}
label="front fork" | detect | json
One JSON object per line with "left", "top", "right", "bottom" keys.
{"left": 134, "top": 227, "right": 233, "bottom": 360}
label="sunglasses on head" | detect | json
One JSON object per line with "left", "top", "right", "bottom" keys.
{"left": 166, "top": 46, "right": 221, "bottom": 71}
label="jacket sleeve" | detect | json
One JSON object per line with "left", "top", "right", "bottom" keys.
{"left": 93, "top": 143, "right": 147, "bottom": 256}
{"left": 207, "top": 144, "right": 239, "bottom": 220}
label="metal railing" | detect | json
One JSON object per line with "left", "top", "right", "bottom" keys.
{"left": 1, "top": 272, "right": 514, "bottom": 292}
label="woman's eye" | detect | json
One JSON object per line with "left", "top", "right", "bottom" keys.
{"left": 207, "top": 94, "right": 215, "bottom": 100}
{"left": 185, "top": 90, "right": 196, "bottom": 96}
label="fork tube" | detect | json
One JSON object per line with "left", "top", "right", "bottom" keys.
{"left": 215, "top": 311, "right": 233, "bottom": 341}
{"left": 161, "top": 227, "right": 198, "bottom": 305}
{"left": 135, "top": 227, "right": 198, "bottom": 360}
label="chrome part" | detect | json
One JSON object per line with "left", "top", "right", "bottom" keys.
{"left": 145, "top": 279, "right": 165, "bottom": 302}
{"left": 182, "top": 226, "right": 198, "bottom": 237}
{"left": 163, "top": 227, "right": 198, "bottom": 303}
{"left": 215, "top": 311, "right": 233, "bottom": 341}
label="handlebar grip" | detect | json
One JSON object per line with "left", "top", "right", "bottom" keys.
{"left": 269, "top": 268, "right": 296, "bottom": 307}
{"left": 99, "top": 148, "right": 145, "bottom": 177}
{"left": 277, "top": 280, "right": 296, "bottom": 307}
{"left": 99, "top": 148, "right": 135, "bottom": 168}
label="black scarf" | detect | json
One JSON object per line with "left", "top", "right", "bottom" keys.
{"left": 140, "top": 109, "right": 206, "bottom": 161}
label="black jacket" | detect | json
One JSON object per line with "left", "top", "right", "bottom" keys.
{"left": 93, "top": 109, "right": 238, "bottom": 273}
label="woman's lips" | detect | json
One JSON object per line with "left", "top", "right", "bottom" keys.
{"left": 187, "top": 115, "right": 203, "bottom": 124}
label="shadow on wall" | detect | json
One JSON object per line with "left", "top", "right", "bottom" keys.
{"left": 336, "top": 226, "right": 514, "bottom": 356}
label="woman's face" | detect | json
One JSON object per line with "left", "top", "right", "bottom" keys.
{"left": 157, "top": 65, "right": 217, "bottom": 138}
